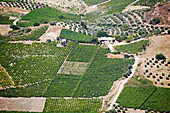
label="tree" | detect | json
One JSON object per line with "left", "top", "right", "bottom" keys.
{"left": 114, "top": 35, "right": 123, "bottom": 42}
{"left": 10, "top": 25, "right": 20, "bottom": 30}
{"left": 34, "top": 23, "right": 40, "bottom": 26}
{"left": 59, "top": 15, "right": 66, "bottom": 19}
{"left": 97, "top": 31, "right": 109, "bottom": 37}
{"left": 149, "top": 18, "right": 160, "bottom": 25}
{"left": 156, "top": 54, "right": 166, "bottom": 60}
{"left": 124, "top": 54, "right": 130, "bottom": 59}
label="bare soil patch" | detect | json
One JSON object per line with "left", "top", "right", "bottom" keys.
{"left": 39, "top": 25, "right": 62, "bottom": 41}
{"left": 0, "top": 97, "right": 46, "bottom": 112}
{"left": 0, "top": 6, "right": 30, "bottom": 14}
{"left": 0, "top": 25, "right": 12, "bottom": 35}
{"left": 105, "top": 53, "right": 124, "bottom": 58}
{"left": 58, "top": 61, "right": 89, "bottom": 75}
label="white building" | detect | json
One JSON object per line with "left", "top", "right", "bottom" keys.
{"left": 98, "top": 37, "right": 115, "bottom": 44}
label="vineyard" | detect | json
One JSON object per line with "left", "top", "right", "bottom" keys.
{"left": 0, "top": 80, "right": 51, "bottom": 97}
{"left": 141, "top": 87, "right": 170, "bottom": 112}
{"left": 0, "top": 41, "right": 76, "bottom": 86}
{"left": 74, "top": 48, "right": 135, "bottom": 97}
{"left": 67, "top": 45, "right": 99, "bottom": 62}
{"left": 0, "top": 67, "right": 14, "bottom": 89}
{"left": 114, "top": 40, "right": 149, "bottom": 53}
{"left": 44, "top": 98, "right": 102, "bottom": 113}
{"left": 117, "top": 86, "right": 157, "bottom": 108}
{"left": 59, "top": 29, "right": 97, "bottom": 43}
{"left": 17, "top": 7, "right": 81, "bottom": 27}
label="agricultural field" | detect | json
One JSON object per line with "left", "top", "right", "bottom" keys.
{"left": 44, "top": 98, "right": 102, "bottom": 112}
{"left": 0, "top": 41, "right": 76, "bottom": 86}
{"left": 74, "top": 48, "right": 135, "bottom": 97}
{"left": 17, "top": 7, "right": 81, "bottom": 27}
{"left": 141, "top": 87, "right": 170, "bottom": 112}
{"left": 85, "top": 0, "right": 135, "bottom": 21}
{"left": 117, "top": 86, "right": 157, "bottom": 108}
{"left": 0, "top": 14, "right": 14, "bottom": 24}
{"left": 59, "top": 29, "right": 97, "bottom": 43}
{"left": 67, "top": 45, "right": 100, "bottom": 62}
{"left": 0, "top": 26, "right": 48, "bottom": 42}
{"left": 44, "top": 76, "right": 80, "bottom": 97}
{"left": 58, "top": 61, "right": 89, "bottom": 75}
{"left": 83, "top": 0, "right": 107, "bottom": 6}
{"left": 0, "top": 67, "right": 14, "bottom": 89}
{"left": 114, "top": 40, "right": 149, "bottom": 53}
{"left": 0, "top": 80, "right": 51, "bottom": 97}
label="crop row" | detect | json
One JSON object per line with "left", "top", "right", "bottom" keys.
{"left": 74, "top": 48, "right": 135, "bottom": 97}
{"left": 0, "top": 41, "right": 76, "bottom": 85}
{"left": 44, "top": 98, "right": 102, "bottom": 112}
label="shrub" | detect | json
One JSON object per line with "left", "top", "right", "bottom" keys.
{"left": 159, "top": 76, "right": 163, "bottom": 79}
{"left": 10, "top": 25, "right": 20, "bottom": 30}
{"left": 34, "top": 23, "right": 40, "bottom": 26}
{"left": 97, "top": 31, "right": 109, "bottom": 37}
{"left": 152, "top": 75, "right": 155, "bottom": 78}
{"left": 128, "top": 65, "right": 132, "bottom": 69}
{"left": 157, "top": 65, "right": 159, "bottom": 68}
{"left": 25, "top": 28, "right": 32, "bottom": 33}
{"left": 166, "top": 77, "right": 169, "bottom": 80}
{"left": 149, "top": 18, "right": 160, "bottom": 25}
{"left": 156, "top": 54, "right": 166, "bottom": 60}
{"left": 124, "top": 54, "right": 130, "bottom": 59}
{"left": 162, "top": 73, "right": 165, "bottom": 76}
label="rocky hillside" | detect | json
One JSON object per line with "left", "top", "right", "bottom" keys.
{"left": 144, "top": 2, "right": 169, "bottom": 25}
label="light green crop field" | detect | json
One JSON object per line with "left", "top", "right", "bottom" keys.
{"left": 114, "top": 40, "right": 149, "bottom": 53}
{"left": 17, "top": 7, "right": 81, "bottom": 27}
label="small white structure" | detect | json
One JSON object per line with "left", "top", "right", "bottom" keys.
{"left": 61, "top": 39, "right": 66, "bottom": 43}
{"left": 98, "top": 37, "right": 115, "bottom": 44}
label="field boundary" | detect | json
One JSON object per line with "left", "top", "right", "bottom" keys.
{"left": 73, "top": 47, "right": 101, "bottom": 97}
{"left": 139, "top": 87, "right": 157, "bottom": 109}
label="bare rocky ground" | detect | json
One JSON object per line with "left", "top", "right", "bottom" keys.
{"left": 39, "top": 25, "right": 62, "bottom": 41}
{"left": 0, "top": 97, "right": 46, "bottom": 112}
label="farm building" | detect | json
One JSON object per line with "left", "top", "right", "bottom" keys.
{"left": 98, "top": 37, "right": 115, "bottom": 44}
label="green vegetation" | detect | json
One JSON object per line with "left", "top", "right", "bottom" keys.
{"left": 74, "top": 48, "right": 134, "bottom": 97}
{"left": 133, "top": 0, "right": 169, "bottom": 6}
{"left": 114, "top": 40, "right": 149, "bottom": 53}
{"left": 67, "top": 45, "right": 99, "bottom": 62}
{"left": 141, "top": 88, "right": 170, "bottom": 112}
{"left": 44, "top": 76, "right": 80, "bottom": 97}
{"left": 59, "top": 29, "right": 97, "bottom": 43}
{"left": 44, "top": 98, "right": 102, "bottom": 112}
{"left": 155, "top": 53, "right": 166, "bottom": 60}
{"left": 0, "top": 68, "right": 14, "bottom": 88}
{"left": 0, "top": 80, "right": 51, "bottom": 97}
{"left": 127, "top": 75, "right": 154, "bottom": 87}
{"left": 0, "top": 26, "right": 48, "bottom": 42}
{"left": 85, "top": 0, "right": 135, "bottom": 21}
{"left": 58, "top": 61, "right": 89, "bottom": 75}
{"left": 0, "top": 41, "right": 76, "bottom": 86}
{"left": 17, "top": 7, "right": 81, "bottom": 27}
{"left": 117, "top": 86, "right": 157, "bottom": 108}
{"left": 0, "top": 14, "right": 14, "bottom": 24}
{"left": 83, "top": 0, "right": 107, "bottom": 6}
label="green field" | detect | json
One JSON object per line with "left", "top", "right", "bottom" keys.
{"left": 117, "top": 86, "right": 157, "bottom": 108}
{"left": 17, "top": 7, "right": 81, "bottom": 27}
{"left": 0, "top": 14, "right": 14, "bottom": 24}
{"left": 141, "top": 88, "right": 170, "bottom": 112}
{"left": 0, "top": 26, "right": 48, "bottom": 42}
{"left": 44, "top": 76, "right": 80, "bottom": 97}
{"left": 67, "top": 45, "right": 99, "bottom": 62}
{"left": 133, "top": 0, "right": 169, "bottom": 6}
{"left": 0, "top": 41, "right": 75, "bottom": 86}
{"left": 74, "top": 48, "right": 135, "bottom": 97}
{"left": 44, "top": 98, "right": 102, "bottom": 112}
{"left": 59, "top": 29, "right": 97, "bottom": 43}
{"left": 0, "top": 68, "right": 14, "bottom": 88}
{"left": 0, "top": 80, "right": 51, "bottom": 97}
{"left": 114, "top": 40, "right": 149, "bottom": 53}
{"left": 83, "top": 0, "right": 107, "bottom": 6}
{"left": 85, "top": 0, "right": 135, "bottom": 21}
